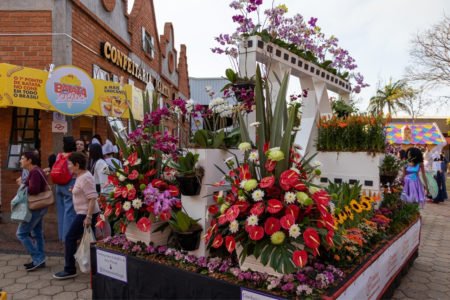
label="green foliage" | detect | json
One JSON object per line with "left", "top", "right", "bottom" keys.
{"left": 379, "top": 154, "right": 402, "bottom": 175}
{"left": 168, "top": 151, "right": 199, "bottom": 176}
{"left": 192, "top": 129, "right": 226, "bottom": 148}
{"left": 330, "top": 98, "right": 357, "bottom": 118}
{"left": 168, "top": 210, "right": 200, "bottom": 232}
{"left": 221, "top": 68, "right": 256, "bottom": 92}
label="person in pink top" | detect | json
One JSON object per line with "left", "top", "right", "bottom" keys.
{"left": 53, "top": 152, "right": 99, "bottom": 280}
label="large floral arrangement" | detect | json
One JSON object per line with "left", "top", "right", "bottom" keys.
{"left": 212, "top": 0, "right": 369, "bottom": 93}
{"left": 99, "top": 92, "right": 181, "bottom": 234}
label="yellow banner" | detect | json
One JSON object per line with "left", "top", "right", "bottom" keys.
{"left": 0, "top": 63, "right": 141, "bottom": 119}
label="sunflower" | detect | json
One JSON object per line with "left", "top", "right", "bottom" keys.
{"left": 344, "top": 206, "right": 354, "bottom": 220}
{"left": 360, "top": 198, "right": 372, "bottom": 210}
{"left": 350, "top": 200, "right": 363, "bottom": 213}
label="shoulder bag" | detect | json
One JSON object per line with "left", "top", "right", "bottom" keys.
{"left": 28, "top": 169, "right": 55, "bottom": 210}
{"left": 11, "top": 185, "right": 32, "bottom": 222}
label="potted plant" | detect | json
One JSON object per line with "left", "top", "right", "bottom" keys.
{"left": 168, "top": 209, "right": 202, "bottom": 251}
{"left": 169, "top": 151, "right": 204, "bottom": 196}
{"left": 330, "top": 97, "right": 357, "bottom": 118}
{"left": 221, "top": 68, "right": 255, "bottom": 108}
{"left": 379, "top": 154, "right": 401, "bottom": 185}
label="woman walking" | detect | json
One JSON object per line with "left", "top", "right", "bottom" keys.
{"left": 88, "top": 143, "right": 109, "bottom": 194}
{"left": 401, "top": 147, "right": 429, "bottom": 208}
{"left": 16, "top": 150, "right": 48, "bottom": 271}
{"left": 53, "top": 152, "right": 99, "bottom": 279}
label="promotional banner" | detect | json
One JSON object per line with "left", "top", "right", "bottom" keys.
{"left": 0, "top": 63, "right": 137, "bottom": 118}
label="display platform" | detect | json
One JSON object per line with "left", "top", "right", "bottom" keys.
{"left": 91, "top": 218, "right": 421, "bottom": 300}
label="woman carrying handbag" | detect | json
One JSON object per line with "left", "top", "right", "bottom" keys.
{"left": 16, "top": 150, "right": 49, "bottom": 271}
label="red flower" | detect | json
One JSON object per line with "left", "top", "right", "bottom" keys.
{"left": 285, "top": 204, "right": 299, "bottom": 219}
{"left": 266, "top": 186, "right": 281, "bottom": 198}
{"left": 280, "top": 170, "right": 299, "bottom": 187}
{"left": 115, "top": 202, "right": 122, "bottom": 217}
{"left": 312, "top": 190, "right": 331, "bottom": 207}
{"left": 212, "top": 180, "right": 226, "bottom": 187}
{"left": 232, "top": 179, "right": 240, "bottom": 194}
{"left": 127, "top": 152, "right": 138, "bottom": 166}
{"left": 151, "top": 179, "right": 168, "bottom": 190}
{"left": 250, "top": 202, "right": 265, "bottom": 216}
{"left": 126, "top": 208, "right": 135, "bottom": 221}
{"left": 145, "top": 169, "right": 157, "bottom": 177}
{"left": 104, "top": 204, "right": 113, "bottom": 217}
{"left": 319, "top": 212, "right": 335, "bottom": 231}
{"left": 225, "top": 235, "right": 236, "bottom": 253}
{"left": 114, "top": 186, "right": 128, "bottom": 199}
{"left": 326, "top": 231, "right": 334, "bottom": 247}
{"left": 208, "top": 205, "right": 219, "bottom": 214}
{"left": 267, "top": 199, "right": 283, "bottom": 214}
{"left": 168, "top": 185, "right": 179, "bottom": 196}
{"left": 96, "top": 216, "right": 104, "bottom": 229}
{"left": 120, "top": 222, "right": 126, "bottom": 233}
{"left": 225, "top": 205, "right": 240, "bottom": 222}
{"left": 239, "top": 164, "right": 251, "bottom": 180}
{"left": 159, "top": 210, "right": 171, "bottom": 221}
{"left": 263, "top": 141, "right": 270, "bottom": 153}
{"left": 124, "top": 165, "right": 129, "bottom": 174}
{"left": 146, "top": 203, "right": 155, "bottom": 213}
{"left": 218, "top": 214, "right": 228, "bottom": 225}
{"left": 137, "top": 217, "right": 151, "bottom": 232}
{"left": 260, "top": 176, "right": 275, "bottom": 189}
{"left": 264, "top": 217, "right": 281, "bottom": 235}
{"left": 213, "top": 192, "right": 222, "bottom": 203}
{"left": 293, "top": 250, "right": 308, "bottom": 268}
{"left": 303, "top": 228, "right": 320, "bottom": 249}
{"left": 212, "top": 234, "right": 224, "bottom": 248}
{"left": 291, "top": 181, "right": 307, "bottom": 191}
{"left": 280, "top": 214, "right": 295, "bottom": 229}
{"left": 108, "top": 175, "right": 119, "bottom": 186}
{"left": 128, "top": 170, "right": 139, "bottom": 180}
{"left": 128, "top": 188, "right": 137, "bottom": 200}
{"left": 229, "top": 170, "right": 237, "bottom": 177}
{"left": 235, "top": 201, "right": 250, "bottom": 213}
{"left": 248, "top": 225, "right": 264, "bottom": 241}
{"left": 265, "top": 160, "right": 276, "bottom": 172}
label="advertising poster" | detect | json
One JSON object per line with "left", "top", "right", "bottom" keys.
{"left": 131, "top": 85, "right": 144, "bottom": 121}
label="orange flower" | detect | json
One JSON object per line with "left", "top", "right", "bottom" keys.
{"left": 338, "top": 122, "right": 347, "bottom": 128}
{"left": 347, "top": 256, "right": 352, "bottom": 261}
{"left": 334, "top": 254, "right": 341, "bottom": 261}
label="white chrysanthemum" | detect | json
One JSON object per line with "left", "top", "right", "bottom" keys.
{"left": 132, "top": 199, "right": 142, "bottom": 209}
{"left": 118, "top": 175, "right": 126, "bottom": 182}
{"left": 289, "top": 224, "right": 301, "bottom": 238}
{"left": 314, "top": 160, "right": 322, "bottom": 167}
{"left": 240, "top": 180, "right": 248, "bottom": 189}
{"left": 250, "top": 122, "right": 261, "bottom": 127}
{"left": 123, "top": 160, "right": 129, "bottom": 166}
{"left": 247, "top": 214, "right": 259, "bottom": 226}
{"left": 229, "top": 220, "right": 239, "bottom": 233}
{"left": 249, "top": 151, "right": 259, "bottom": 162}
{"left": 252, "top": 189, "right": 264, "bottom": 202}
{"left": 123, "top": 201, "right": 132, "bottom": 211}
{"left": 284, "top": 192, "right": 296, "bottom": 204}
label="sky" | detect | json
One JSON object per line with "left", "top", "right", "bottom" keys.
{"left": 131, "top": 0, "right": 449, "bottom": 116}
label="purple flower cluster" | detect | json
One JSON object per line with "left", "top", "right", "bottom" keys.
{"left": 143, "top": 184, "right": 180, "bottom": 215}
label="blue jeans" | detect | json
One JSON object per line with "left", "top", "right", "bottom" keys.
{"left": 64, "top": 213, "right": 98, "bottom": 274}
{"left": 55, "top": 178, "right": 76, "bottom": 242}
{"left": 16, "top": 207, "right": 48, "bottom": 264}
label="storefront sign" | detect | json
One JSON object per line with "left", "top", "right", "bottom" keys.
{"left": 52, "top": 121, "right": 68, "bottom": 133}
{"left": 96, "top": 249, "right": 127, "bottom": 283}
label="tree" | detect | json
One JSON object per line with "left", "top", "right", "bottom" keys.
{"left": 401, "top": 87, "right": 434, "bottom": 122}
{"left": 406, "top": 15, "right": 450, "bottom": 89}
{"left": 368, "top": 79, "right": 414, "bottom": 115}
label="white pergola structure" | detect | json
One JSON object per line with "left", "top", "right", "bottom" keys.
{"left": 238, "top": 35, "right": 351, "bottom": 155}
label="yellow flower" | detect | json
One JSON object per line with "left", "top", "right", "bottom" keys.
{"left": 360, "top": 198, "right": 372, "bottom": 211}
{"left": 296, "top": 192, "right": 313, "bottom": 206}
{"left": 238, "top": 142, "right": 251, "bottom": 151}
{"left": 243, "top": 179, "right": 258, "bottom": 191}
{"left": 276, "top": 4, "right": 288, "bottom": 12}
{"left": 271, "top": 231, "right": 286, "bottom": 245}
{"left": 345, "top": 206, "right": 354, "bottom": 220}
{"left": 350, "top": 200, "right": 363, "bottom": 213}
{"left": 267, "top": 149, "right": 284, "bottom": 161}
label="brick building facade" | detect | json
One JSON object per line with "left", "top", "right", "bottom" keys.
{"left": 0, "top": 0, "right": 191, "bottom": 217}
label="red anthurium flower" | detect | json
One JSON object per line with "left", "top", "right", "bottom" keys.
{"left": 137, "top": 217, "right": 151, "bottom": 232}
{"left": 293, "top": 250, "right": 308, "bottom": 268}
{"left": 250, "top": 202, "right": 265, "bottom": 216}
{"left": 263, "top": 141, "right": 270, "bottom": 153}
{"left": 280, "top": 170, "right": 299, "bottom": 187}
{"left": 108, "top": 175, "right": 119, "bottom": 186}
{"left": 239, "top": 164, "right": 251, "bottom": 180}
{"left": 248, "top": 225, "right": 264, "bottom": 241}
{"left": 218, "top": 214, "right": 228, "bottom": 225}
{"left": 260, "top": 176, "right": 275, "bottom": 189}
{"left": 104, "top": 204, "right": 113, "bottom": 217}
{"left": 303, "top": 228, "right": 320, "bottom": 249}
{"left": 168, "top": 185, "right": 179, "bottom": 196}
{"left": 126, "top": 208, "right": 135, "bottom": 221}
{"left": 120, "top": 222, "right": 126, "bottom": 233}
{"left": 123, "top": 165, "right": 129, "bottom": 174}
{"left": 265, "top": 160, "right": 276, "bottom": 172}
{"left": 96, "top": 216, "right": 104, "bottom": 229}
{"left": 280, "top": 181, "right": 291, "bottom": 191}
{"left": 146, "top": 203, "right": 155, "bottom": 213}
{"left": 235, "top": 201, "right": 250, "bottom": 213}
{"left": 175, "top": 201, "right": 182, "bottom": 208}
{"left": 159, "top": 210, "right": 171, "bottom": 221}
{"left": 128, "top": 188, "right": 137, "bottom": 200}
{"left": 267, "top": 199, "right": 283, "bottom": 214}
{"left": 151, "top": 179, "right": 167, "bottom": 190}
{"left": 286, "top": 204, "right": 299, "bottom": 219}
{"left": 326, "top": 231, "right": 334, "bottom": 247}
{"left": 280, "top": 214, "right": 295, "bottom": 229}
{"left": 264, "top": 217, "right": 281, "bottom": 235}
{"left": 145, "top": 169, "right": 157, "bottom": 177}
{"left": 212, "top": 234, "right": 224, "bottom": 248}
{"left": 291, "top": 181, "right": 307, "bottom": 191}
{"left": 114, "top": 186, "right": 125, "bottom": 199}
{"left": 232, "top": 179, "right": 240, "bottom": 194}
{"left": 225, "top": 236, "right": 236, "bottom": 253}
{"left": 226, "top": 193, "right": 236, "bottom": 203}
{"left": 115, "top": 202, "right": 122, "bottom": 217}
{"left": 266, "top": 186, "right": 281, "bottom": 198}
{"left": 127, "top": 152, "right": 138, "bottom": 166}
{"left": 212, "top": 180, "right": 226, "bottom": 187}
{"left": 225, "top": 205, "right": 240, "bottom": 222}
{"left": 312, "top": 190, "right": 331, "bottom": 207}
{"left": 320, "top": 212, "right": 335, "bottom": 231}
{"left": 210, "top": 219, "right": 218, "bottom": 233}
{"left": 128, "top": 170, "right": 139, "bottom": 180}
{"left": 229, "top": 170, "right": 237, "bottom": 177}
{"left": 208, "top": 205, "right": 219, "bottom": 214}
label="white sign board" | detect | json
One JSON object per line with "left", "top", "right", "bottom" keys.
{"left": 96, "top": 249, "right": 127, "bottom": 283}
{"left": 52, "top": 121, "right": 68, "bottom": 133}
{"left": 241, "top": 288, "right": 283, "bottom": 300}
{"left": 336, "top": 219, "right": 421, "bottom": 300}
{"left": 52, "top": 111, "right": 66, "bottom": 122}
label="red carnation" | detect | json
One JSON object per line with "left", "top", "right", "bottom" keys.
{"left": 225, "top": 236, "right": 236, "bottom": 253}
{"left": 212, "top": 234, "right": 224, "bottom": 248}
{"left": 260, "top": 176, "right": 275, "bottom": 189}
{"left": 250, "top": 202, "right": 265, "bottom": 216}
{"left": 280, "top": 214, "right": 295, "bottom": 229}
{"left": 137, "top": 217, "right": 151, "bottom": 232}
{"left": 293, "top": 250, "right": 308, "bottom": 268}
{"left": 248, "top": 225, "right": 264, "bottom": 241}
{"left": 264, "top": 217, "right": 281, "bottom": 235}
{"left": 267, "top": 199, "right": 283, "bottom": 214}
{"left": 303, "top": 228, "right": 320, "bottom": 250}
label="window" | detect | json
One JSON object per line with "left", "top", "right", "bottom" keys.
{"left": 93, "top": 64, "right": 110, "bottom": 81}
{"left": 142, "top": 27, "right": 155, "bottom": 58}
{"left": 6, "top": 108, "right": 40, "bottom": 170}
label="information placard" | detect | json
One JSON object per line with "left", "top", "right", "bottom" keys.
{"left": 96, "top": 249, "right": 127, "bottom": 283}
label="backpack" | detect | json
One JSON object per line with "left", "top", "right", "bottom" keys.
{"left": 50, "top": 153, "right": 72, "bottom": 185}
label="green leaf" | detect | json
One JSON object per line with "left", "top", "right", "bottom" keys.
{"left": 225, "top": 68, "right": 238, "bottom": 83}
{"left": 193, "top": 130, "right": 209, "bottom": 147}
{"left": 212, "top": 129, "right": 225, "bottom": 148}
{"left": 254, "top": 240, "right": 267, "bottom": 258}
{"left": 269, "top": 72, "right": 290, "bottom": 148}
{"left": 254, "top": 66, "right": 267, "bottom": 178}
{"left": 276, "top": 105, "right": 297, "bottom": 178}
{"left": 237, "top": 112, "right": 251, "bottom": 143}
{"left": 260, "top": 244, "right": 274, "bottom": 266}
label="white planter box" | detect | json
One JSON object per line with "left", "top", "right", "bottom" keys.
{"left": 125, "top": 219, "right": 169, "bottom": 246}
{"left": 235, "top": 244, "right": 283, "bottom": 278}
{"left": 182, "top": 148, "right": 242, "bottom": 258}
{"left": 313, "top": 152, "right": 384, "bottom": 192}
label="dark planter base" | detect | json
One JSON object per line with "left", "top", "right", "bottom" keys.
{"left": 175, "top": 227, "right": 202, "bottom": 251}
{"left": 175, "top": 174, "right": 202, "bottom": 196}
{"left": 380, "top": 174, "right": 397, "bottom": 185}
